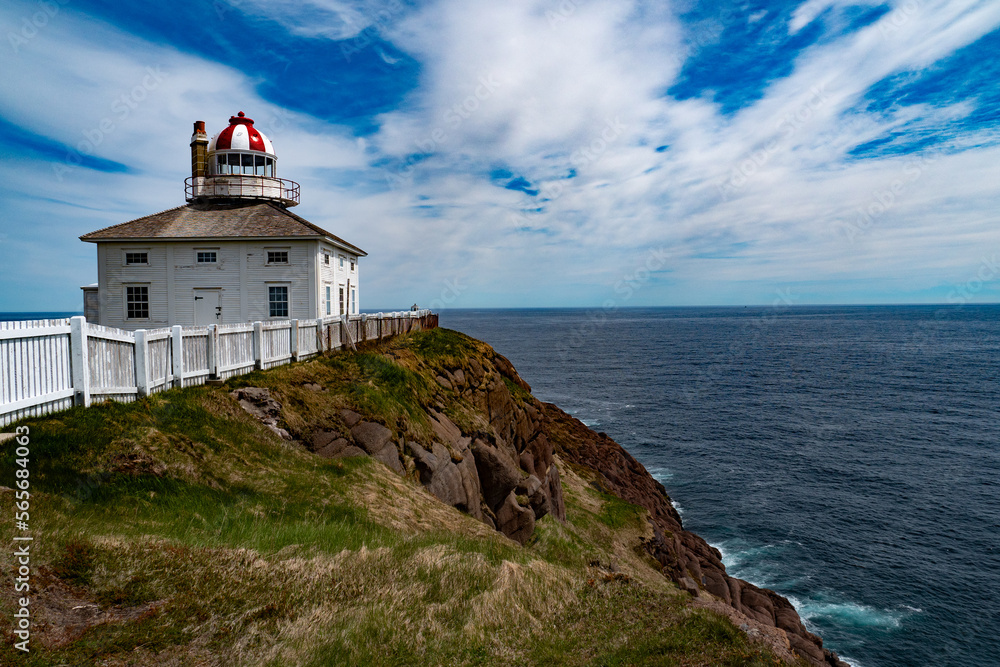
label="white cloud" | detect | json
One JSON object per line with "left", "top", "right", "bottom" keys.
{"left": 787, "top": 0, "right": 887, "bottom": 35}
{"left": 349, "top": 0, "right": 1000, "bottom": 304}
{"left": 216, "top": 0, "right": 409, "bottom": 40}
{"left": 0, "top": 0, "right": 366, "bottom": 308}
{"left": 2, "top": 0, "right": 1000, "bottom": 310}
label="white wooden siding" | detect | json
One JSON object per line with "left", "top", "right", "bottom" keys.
{"left": 95, "top": 239, "right": 337, "bottom": 330}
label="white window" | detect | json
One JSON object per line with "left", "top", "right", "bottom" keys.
{"left": 339, "top": 255, "right": 344, "bottom": 269}
{"left": 351, "top": 289, "right": 357, "bottom": 314}
{"left": 196, "top": 250, "right": 217, "bottom": 264}
{"left": 324, "top": 253, "right": 330, "bottom": 265}
{"left": 268, "top": 285, "right": 288, "bottom": 318}
{"left": 125, "top": 285, "right": 149, "bottom": 319}
{"left": 215, "top": 154, "right": 232, "bottom": 175}
{"left": 350, "top": 258, "right": 355, "bottom": 272}
{"left": 266, "top": 250, "right": 289, "bottom": 265}
{"left": 124, "top": 251, "right": 148, "bottom": 265}
{"left": 339, "top": 286, "right": 345, "bottom": 315}
{"left": 325, "top": 285, "right": 331, "bottom": 315}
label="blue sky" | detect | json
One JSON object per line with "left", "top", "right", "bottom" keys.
{"left": 1, "top": 0, "right": 999, "bottom": 310}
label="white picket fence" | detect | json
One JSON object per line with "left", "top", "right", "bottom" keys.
{"left": 0, "top": 310, "right": 436, "bottom": 426}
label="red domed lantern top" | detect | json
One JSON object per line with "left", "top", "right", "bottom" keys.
{"left": 208, "top": 111, "right": 274, "bottom": 154}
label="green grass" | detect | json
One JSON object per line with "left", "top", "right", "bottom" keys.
{"left": 402, "top": 327, "right": 483, "bottom": 367}
{"left": 0, "top": 330, "right": 793, "bottom": 666}
{"left": 596, "top": 490, "right": 646, "bottom": 530}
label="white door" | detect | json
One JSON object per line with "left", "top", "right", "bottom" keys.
{"left": 194, "top": 289, "right": 222, "bottom": 325}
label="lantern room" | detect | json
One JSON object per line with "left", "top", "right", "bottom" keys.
{"left": 185, "top": 111, "right": 299, "bottom": 207}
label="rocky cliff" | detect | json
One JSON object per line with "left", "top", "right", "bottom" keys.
{"left": 541, "top": 403, "right": 850, "bottom": 667}
{"left": 233, "top": 332, "right": 566, "bottom": 546}
{"left": 233, "top": 328, "right": 846, "bottom": 667}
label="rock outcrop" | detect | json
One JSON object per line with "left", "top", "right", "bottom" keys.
{"left": 542, "top": 403, "right": 850, "bottom": 667}
{"left": 256, "top": 345, "right": 568, "bottom": 545}
{"left": 232, "top": 330, "right": 845, "bottom": 666}
{"left": 230, "top": 387, "right": 291, "bottom": 440}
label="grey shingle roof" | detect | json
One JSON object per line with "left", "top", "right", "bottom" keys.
{"left": 80, "top": 202, "right": 366, "bottom": 256}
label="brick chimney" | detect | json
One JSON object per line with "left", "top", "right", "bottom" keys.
{"left": 190, "top": 120, "right": 208, "bottom": 178}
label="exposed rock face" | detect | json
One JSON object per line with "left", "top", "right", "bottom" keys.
{"left": 232, "top": 333, "right": 846, "bottom": 665}
{"left": 495, "top": 491, "right": 535, "bottom": 544}
{"left": 415, "top": 352, "right": 566, "bottom": 543}
{"left": 470, "top": 439, "right": 522, "bottom": 511}
{"left": 408, "top": 440, "right": 482, "bottom": 520}
{"left": 542, "top": 402, "right": 849, "bottom": 667}
{"left": 260, "top": 345, "right": 567, "bottom": 545}
{"left": 230, "top": 387, "right": 291, "bottom": 440}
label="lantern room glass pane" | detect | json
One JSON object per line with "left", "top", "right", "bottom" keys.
{"left": 265, "top": 158, "right": 274, "bottom": 177}
{"left": 254, "top": 155, "right": 265, "bottom": 175}
{"left": 242, "top": 154, "right": 254, "bottom": 175}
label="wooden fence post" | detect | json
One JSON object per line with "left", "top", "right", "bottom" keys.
{"left": 207, "top": 325, "right": 218, "bottom": 379}
{"left": 340, "top": 314, "right": 356, "bottom": 351}
{"left": 171, "top": 325, "right": 184, "bottom": 388}
{"left": 253, "top": 321, "right": 264, "bottom": 369}
{"left": 135, "top": 329, "right": 150, "bottom": 397}
{"left": 360, "top": 314, "right": 367, "bottom": 343}
{"left": 316, "top": 318, "right": 324, "bottom": 353}
{"left": 69, "top": 316, "right": 91, "bottom": 407}
{"left": 290, "top": 319, "right": 299, "bottom": 361}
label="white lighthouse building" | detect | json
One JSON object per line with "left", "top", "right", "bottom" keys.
{"left": 81, "top": 112, "right": 365, "bottom": 330}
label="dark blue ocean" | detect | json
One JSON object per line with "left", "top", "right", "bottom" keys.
{"left": 441, "top": 306, "right": 1000, "bottom": 667}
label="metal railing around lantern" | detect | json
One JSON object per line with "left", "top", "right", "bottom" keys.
{"left": 185, "top": 175, "right": 300, "bottom": 206}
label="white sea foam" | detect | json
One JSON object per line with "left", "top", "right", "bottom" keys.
{"left": 714, "top": 540, "right": 907, "bottom": 640}
{"left": 786, "top": 595, "right": 904, "bottom": 630}
{"left": 646, "top": 466, "right": 673, "bottom": 484}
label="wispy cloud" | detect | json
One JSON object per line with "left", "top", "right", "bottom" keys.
{"left": 2, "top": 0, "right": 1000, "bottom": 310}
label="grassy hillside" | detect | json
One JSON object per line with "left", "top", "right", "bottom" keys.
{"left": 1, "top": 329, "right": 791, "bottom": 666}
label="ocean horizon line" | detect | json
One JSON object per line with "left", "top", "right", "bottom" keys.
{"left": 4, "top": 302, "right": 1000, "bottom": 322}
